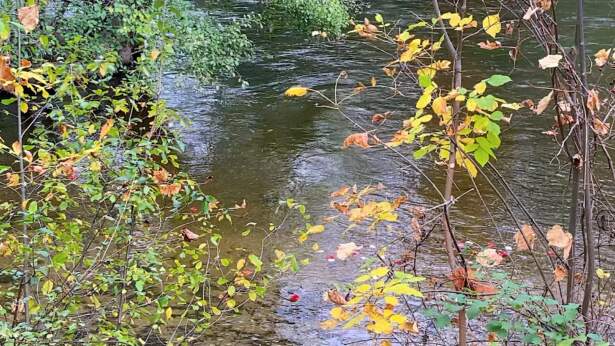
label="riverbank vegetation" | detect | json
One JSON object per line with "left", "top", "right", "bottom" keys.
{"left": 0, "top": 0, "right": 613, "bottom": 345}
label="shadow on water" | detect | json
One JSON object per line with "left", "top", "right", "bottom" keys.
{"left": 162, "top": 1, "right": 615, "bottom": 344}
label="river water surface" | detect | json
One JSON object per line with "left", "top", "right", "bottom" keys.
{"left": 160, "top": 1, "right": 615, "bottom": 344}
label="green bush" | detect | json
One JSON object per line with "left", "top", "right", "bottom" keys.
{"left": 264, "top": 0, "right": 353, "bottom": 36}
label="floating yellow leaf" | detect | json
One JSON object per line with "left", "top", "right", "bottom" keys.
{"left": 284, "top": 86, "right": 309, "bottom": 97}
{"left": 307, "top": 224, "right": 325, "bottom": 235}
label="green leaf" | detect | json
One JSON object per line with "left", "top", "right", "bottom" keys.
{"left": 248, "top": 254, "right": 262, "bottom": 271}
{"left": 474, "top": 148, "right": 489, "bottom": 166}
{"left": 486, "top": 74, "right": 512, "bottom": 87}
{"left": 375, "top": 13, "right": 384, "bottom": 24}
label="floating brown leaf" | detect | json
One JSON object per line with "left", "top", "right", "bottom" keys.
{"left": 336, "top": 242, "right": 362, "bottom": 260}
{"left": 327, "top": 290, "right": 348, "bottom": 305}
{"left": 410, "top": 217, "right": 422, "bottom": 241}
{"left": 476, "top": 248, "right": 504, "bottom": 267}
{"left": 342, "top": 133, "right": 370, "bottom": 149}
{"left": 514, "top": 224, "right": 536, "bottom": 251}
{"left": 330, "top": 186, "right": 350, "bottom": 198}
{"left": 478, "top": 40, "right": 502, "bottom": 50}
{"left": 17, "top": 5, "right": 39, "bottom": 33}
{"left": 181, "top": 228, "right": 199, "bottom": 242}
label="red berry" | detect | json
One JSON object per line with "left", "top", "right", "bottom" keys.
{"left": 289, "top": 293, "right": 300, "bottom": 302}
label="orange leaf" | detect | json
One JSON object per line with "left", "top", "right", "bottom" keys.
{"left": 160, "top": 183, "right": 182, "bottom": 196}
{"left": 342, "top": 133, "right": 370, "bottom": 149}
{"left": 478, "top": 40, "right": 502, "bottom": 50}
{"left": 99, "top": 119, "right": 114, "bottom": 140}
{"left": 554, "top": 265, "right": 567, "bottom": 282}
{"left": 327, "top": 290, "right": 348, "bottom": 305}
{"left": 546, "top": 225, "right": 573, "bottom": 259}
{"left": 593, "top": 118, "right": 610, "bottom": 136}
{"left": 17, "top": 5, "right": 39, "bottom": 33}
{"left": 152, "top": 169, "right": 169, "bottom": 184}
{"left": 514, "top": 224, "right": 536, "bottom": 251}
{"left": 330, "top": 186, "right": 350, "bottom": 198}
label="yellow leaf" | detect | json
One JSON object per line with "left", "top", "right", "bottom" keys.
{"left": 482, "top": 14, "right": 501, "bottom": 38}
{"left": 90, "top": 295, "right": 101, "bottom": 308}
{"left": 370, "top": 267, "right": 389, "bottom": 278}
{"left": 320, "top": 319, "right": 338, "bottom": 330}
{"left": 432, "top": 97, "right": 448, "bottom": 116}
{"left": 448, "top": 13, "right": 461, "bottom": 27}
{"left": 312, "top": 242, "right": 320, "bottom": 251}
{"left": 150, "top": 49, "right": 161, "bottom": 61}
{"left": 416, "top": 93, "right": 432, "bottom": 109}
{"left": 383, "top": 283, "right": 423, "bottom": 297}
{"left": 597, "top": 268, "right": 611, "bottom": 279}
{"left": 165, "top": 306, "right": 172, "bottom": 320}
{"left": 384, "top": 296, "right": 399, "bottom": 306}
{"left": 307, "top": 224, "right": 325, "bottom": 234}
{"left": 331, "top": 307, "right": 350, "bottom": 321}
{"left": 41, "top": 279, "right": 53, "bottom": 295}
{"left": 236, "top": 258, "right": 245, "bottom": 270}
{"left": 343, "top": 313, "right": 366, "bottom": 329}
{"left": 367, "top": 316, "right": 393, "bottom": 334}
{"left": 356, "top": 284, "right": 371, "bottom": 293}
{"left": 285, "top": 86, "right": 309, "bottom": 97}
{"left": 11, "top": 141, "right": 21, "bottom": 155}
{"left": 464, "top": 158, "right": 478, "bottom": 178}
{"left": 473, "top": 81, "right": 487, "bottom": 95}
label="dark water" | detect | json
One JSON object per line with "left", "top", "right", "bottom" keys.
{"left": 157, "top": 1, "right": 615, "bottom": 344}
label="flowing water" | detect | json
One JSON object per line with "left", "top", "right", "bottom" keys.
{"left": 157, "top": 1, "right": 615, "bottom": 344}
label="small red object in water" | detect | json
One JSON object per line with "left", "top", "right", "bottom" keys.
{"left": 190, "top": 206, "right": 198, "bottom": 213}
{"left": 289, "top": 293, "right": 300, "bottom": 303}
{"left": 326, "top": 255, "right": 336, "bottom": 262}
{"left": 497, "top": 249, "right": 509, "bottom": 258}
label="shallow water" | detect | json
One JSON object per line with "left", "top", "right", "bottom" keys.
{"left": 156, "top": 1, "right": 615, "bottom": 344}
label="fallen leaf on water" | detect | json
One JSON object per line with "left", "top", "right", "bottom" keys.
{"left": 476, "top": 248, "right": 504, "bottom": 267}
{"left": 554, "top": 265, "right": 567, "bottom": 282}
{"left": 181, "top": 228, "right": 199, "bottom": 242}
{"left": 539, "top": 54, "right": 563, "bottom": 69}
{"left": 342, "top": 133, "right": 370, "bottom": 149}
{"left": 400, "top": 320, "right": 419, "bottom": 334}
{"left": 330, "top": 186, "right": 350, "bottom": 198}
{"left": 514, "top": 224, "right": 536, "bottom": 251}
{"left": 546, "top": 224, "right": 573, "bottom": 259}
{"left": 478, "top": 40, "right": 502, "bottom": 50}
{"left": 327, "top": 290, "right": 348, "bottom": 305}
{"left": 284, "top": 86, "right": 309, "bottom": 97}
{"left": 470, "top": 281, "right": 498, "bottom": 294}
{"left": 336, "top": 242, "right": 362, "bottom": 260}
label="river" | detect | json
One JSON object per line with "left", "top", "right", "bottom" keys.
{"left": 158, "top": 1, "right": 615, "bottom": 344}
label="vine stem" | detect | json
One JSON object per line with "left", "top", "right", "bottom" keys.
{"left": 15, "top": 0, "right": 30, "bottom": 324}
{"left": 576, "top": 0, "right": 594, "bottom": 331}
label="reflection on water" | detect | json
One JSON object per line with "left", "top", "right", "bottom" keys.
{"left": 162, "top": 1, "right": 615, "bottom": 344}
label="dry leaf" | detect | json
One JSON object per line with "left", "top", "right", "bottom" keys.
{"left": 284, "top": 86, "right": 309, "bottom": 97}
{"left": 595, "top": 49, "right": 611, "bottom": 67}
{"left": 476, "top": 248, "right": 504, "bottom": 267}
{"left": 99, "top": 118, "right": 114, "bottom": 140}
{"left": 523, "top": 7, "right": 541, "bottom": 20}
{"left": 342, "top": 133, "right": 370, "bottom": 149}
{"left": 554, "top": 265, "right": 567, "bottom": 282}
{"left": 152, "top": 169, "right": 169, "bottom": 184}
{"left": 546, "top": 225, "right": 573, "bottom": 259}
{"left": 372, "top": 113, "right": 386, "bottom": 124}
{"left": 20, "top": 59, "right": 31, "bottom": 68}
{"left": 587, "top": 89, "right": 601, "bottom": 114}
{"left": 478, "top": 40, "right": 502, "bottom": 50}
{"left": 160, "top": 183, "right": 182, "bottom": 196}
{"left": 537, "top": 0, "right": 552, "bottom": 10}
{"left": 514, "top": 224, "right": 536, "bottom": 251}
{"left": 331, "top": 186, "right": 350, "bottom": 198}
{"left": 336, "top": 242, "right": 362, "bottom": 260}
{"left": 410, "top": 217, "right": 422, "bottom": 241}
{"left": 534, "top": 91, "right": 553, "bottom": 115}
{"left": 181, "top": 228, "right": 199, "bottom": 242}
{"left": 593, "top": 118, "right": 610, "bottom": 136}
{"left": 327, "top": 290, "right": 348, "bottom": 305}
{"left": 18, "top": 5, "right": 39, "bottom": 33}
{"left": 539, "top": 55, "right": 563, "bottom": 69}
{"left": 470, "top": 281, "right": 498, "bottom": 294}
